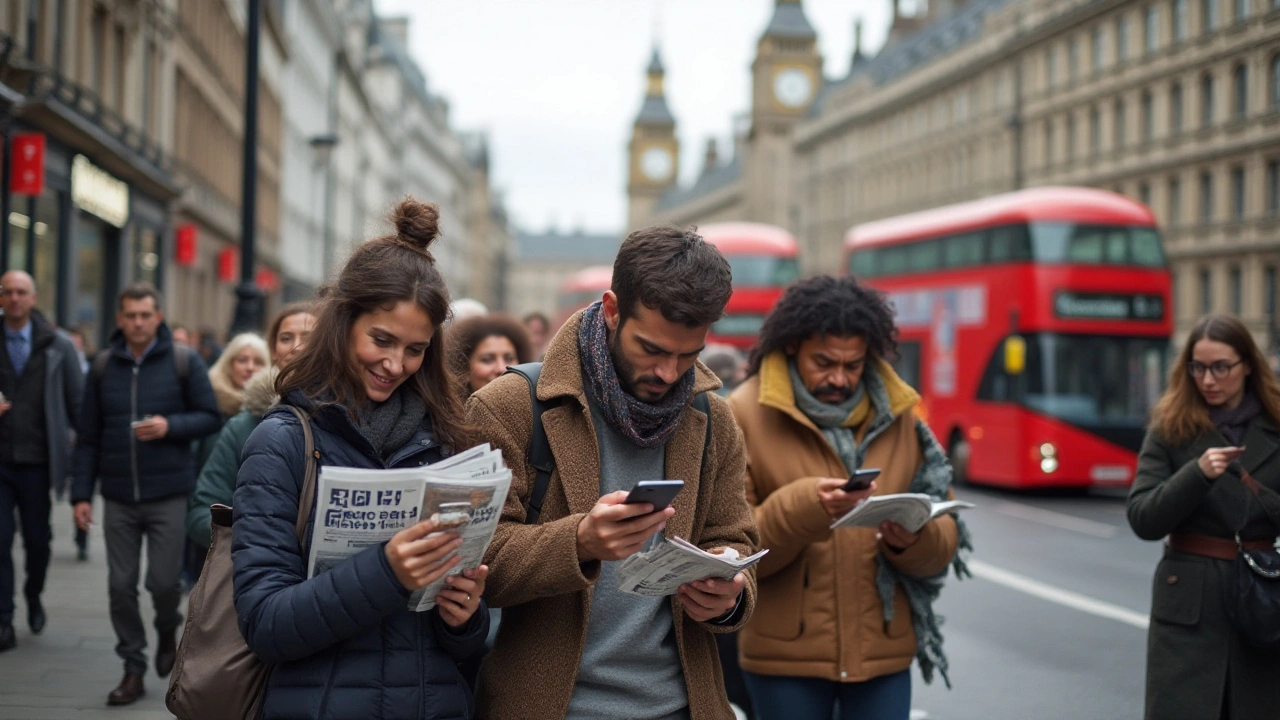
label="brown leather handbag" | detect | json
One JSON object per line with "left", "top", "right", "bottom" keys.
{"left": 166, "top": 406, "right": 319, "bottom": 720}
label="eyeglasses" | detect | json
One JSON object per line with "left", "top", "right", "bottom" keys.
{"left": 1187, "top": 360, "right": 1244, "bottom": 379}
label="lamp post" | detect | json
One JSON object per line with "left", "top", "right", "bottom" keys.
{"left": 310, "top": 133, "right": 338, "bottom": 278}
{"left": 229, "top": 0, "right": 263, "bottom": 336}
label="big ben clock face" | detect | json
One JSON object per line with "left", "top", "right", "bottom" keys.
{"left": 641, "top": 146, "right": 673, "bottom": 181}
{"left": 773, "top": 68, "right": 813, "bottom": 109}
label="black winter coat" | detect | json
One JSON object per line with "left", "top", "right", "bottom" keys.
{"left": 71, "top": 324, "right": 220, "bottom": 504}
{"left": 1128, "top": 415, "right": 1280, "bottom": 720}
{"left": 232, "top": 391, "right": 488, "bottom": 720}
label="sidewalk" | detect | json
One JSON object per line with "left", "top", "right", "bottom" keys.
{"left": 0, "top": 499, "right": 177, "bottom": 719}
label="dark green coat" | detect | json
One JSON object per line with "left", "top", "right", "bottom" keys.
{"left": 185, "top": 410, "right": 260, "bottom": 548}
{"left": 1128, "top": 415, "right": 1280, "bottom": 720}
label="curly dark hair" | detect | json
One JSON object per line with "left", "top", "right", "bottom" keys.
{"left": 447, "top": 313, "right": 534, "bottom": 379}
{"left": 747, "top": 275, "right": 898, "bottom": 376}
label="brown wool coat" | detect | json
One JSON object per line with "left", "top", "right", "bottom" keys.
{"left": 727, "top": 353, "right": 958, "bottom": 683}
{"left": 468, "top": 312, "right": 760, "bottom": 720}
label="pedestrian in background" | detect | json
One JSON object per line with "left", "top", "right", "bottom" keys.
{"left": 448, "top": 313, "right": 533, "bottom": 394}
{"left": 521, "top": 310, "right": 551, "bottom": 359}
{"left": 232, "top": 199, "right": 488, "bottom": 720}
{"left": 186, "top": 303, "right": 316, "bottom": 549}
{"left": 727, "top": 276, "right": 968, "bottom": 720}
{"left": 170, "top": 324, "right": 191, "bottom": 348}
{"left": 702, "top": 344, "right": 747, "bottom": 398}
{"left": 57, "top": 323, "right": 91, "bottom": 560}
{"left": 1128, "top": 314, "right": 1280, "bottom": 720}
{"left": 70, "top": 283, "right": 221, "bottom": 706}
{"left": 0, "top": 270, "right": 83, "bottom": 652}
{"left": 196, "top": 324, "right": 222, "bottom": 366}
{"left": 447, "top": 297, "right": 488, "bottom": 327}
{"left": 468, "top": 226, "right": 758, "bottom": 720}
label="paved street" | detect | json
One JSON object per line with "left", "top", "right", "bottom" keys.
{"left": 0, "top": 499, "right": 176, "bottom": 719}
{"left": 0, "top": 486, "right": 1164, "bottom": 720}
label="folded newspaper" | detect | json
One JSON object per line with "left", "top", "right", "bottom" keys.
{"left": 306, "top": 443, "right": 511, "bottom": 612}
{"left": 829, "top": 493, "right": 974, "bottom": 533}
{"left": 616, "top": 537, "right": 768, "bottom": 597}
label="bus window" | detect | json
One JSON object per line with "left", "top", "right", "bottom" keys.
{"left": 851, "top": 250, "right": 878, "bottom": 278}
{"left": 728, "top": 255, "right": 800, "bottom": 287}
{"left": 1131, "top": 228, "right": 1165, "bottom": 265}
{"left": 988, "top": 224, "right": 1032, "bottom": 262}
{"left": 943, "top": 232, "right": 985, "bottom": 268}
{"left": 1030, "top": 223, "right": 1166, "bottom": 267}
{"left": 1022, "top": 333, "right": 1168, "bottom": 426}
{"left": 713, "top": 314, "right": 767, "bottom": 337}
{"left": 881, "top": 246, "right": 909, "bottom": 275}
{"left": 908, "top": 240, "right": 941, "bottom": 272}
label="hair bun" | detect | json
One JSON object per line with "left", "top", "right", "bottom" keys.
{"left": 392, "top": 198, "right": 441, "bottom": 254}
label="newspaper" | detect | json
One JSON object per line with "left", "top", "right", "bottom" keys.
{"left": 830, "top": 493, "right": 974, "bottom": 533}
{"left": 616, "top": 537, "right": 768, "bottom": 597}
{"left": 307, "top": 444, "right": 511, "bottom": 612}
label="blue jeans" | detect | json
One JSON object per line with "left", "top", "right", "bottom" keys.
{"left": 743, "top": 669, "right": 912, "bottom": 720}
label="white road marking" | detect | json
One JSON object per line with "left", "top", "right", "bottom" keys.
{"left": 992, "top": 501, "right": 1120, "bottom": 538}
{"left": 969, "top": 559, "right": 1150, "bottom": 630}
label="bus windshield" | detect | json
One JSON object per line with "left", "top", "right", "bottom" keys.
{"left": 1022, "top": 334, "right": 1167, "bottom": 426}
{"left": 728, "top": 255, "right": 800, "bottom": 287}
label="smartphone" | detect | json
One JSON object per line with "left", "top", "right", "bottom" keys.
{"left": 624, "top": 480, "right": 684, "bottom": 512}
{"left": 842, "top": 468, "right": 881, "bottom": 492}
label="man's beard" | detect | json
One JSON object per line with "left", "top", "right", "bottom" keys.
{"left": 813, "top": 384, "right": 853, "bottom": 403}
{"left": 608, "top": 329, "right": 673, "bottom": 403}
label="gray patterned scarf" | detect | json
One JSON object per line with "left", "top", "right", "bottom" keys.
{"left": 355, "top": 387, "right": 427, "bottom": 461}
{"left": 789, "top": 361, "right": 865, "bottom": 474}
{"left": 577, "top": 303, "right": 695, "bottom": 448}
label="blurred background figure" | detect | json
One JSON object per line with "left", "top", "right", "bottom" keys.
{"left": 449, "top": 313, "right": 534, "bottom": 395}
{"left": 195, "top": 325, "right": 222, "bottom": 366}
{"left": 522, "top": 311, "right": 552, "bottom": 360}
{"left": 170, "top": 324, "right": 191, "bottom": 348}
{"left": 702, "top": 343, "right": 747, "bottom": 398}
{"left": 447, "top": 297, "right": 488, "bottom": 327}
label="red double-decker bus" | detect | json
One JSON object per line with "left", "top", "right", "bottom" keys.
{"left": 700, "top": 222, "right": 800, "bottom": 350}
{"left": 554, "top": 266, "right": 613, "bottom": 331}
{"left": 844, "top": 187, "right": 1172, "bottom": 489}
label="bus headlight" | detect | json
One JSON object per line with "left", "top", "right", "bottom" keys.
{"left": 1040, "top": 457, "right": 1059, "bottom": 473}
{"left": 1038, "top": 443, "right": 1058, "bottom": 473}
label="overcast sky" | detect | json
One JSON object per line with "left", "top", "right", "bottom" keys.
{"left": 372, "top": 0, "right": 896, "bottom": 235}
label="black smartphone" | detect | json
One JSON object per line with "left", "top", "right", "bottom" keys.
{"left": 624, "top": 480, "right": 685, "bottom": 511}
{"left": 842, "top": 468, "right": 881, "bottom": 492}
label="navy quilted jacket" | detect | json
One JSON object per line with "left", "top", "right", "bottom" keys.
{"left": 232, "top": 391, "right": 488, "bottom": 720}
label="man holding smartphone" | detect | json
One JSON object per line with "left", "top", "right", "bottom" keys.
{"left": 726, "top": 276, "right": 968, "bottom": 720}
{"left": 468, "top": 227, "right": 759, "bottom": 720}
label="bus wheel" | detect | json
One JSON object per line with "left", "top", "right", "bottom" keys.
{"left": 949, "top": 431, "right": 971, "bottom": 487}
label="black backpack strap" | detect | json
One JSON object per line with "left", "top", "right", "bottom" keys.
{"left": 91, "top": 350, "right": 111, "bottom": 384}
{"left": 504, "top": 362, "right": 556, "bottom": 525}
{"left": 173, "top": 343, "right": 190, "bottom": 386}
{"left": 694, "top": 392, "right": 712, "bottom": 473}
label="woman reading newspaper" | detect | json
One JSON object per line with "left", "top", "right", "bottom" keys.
{"left": 232, "top": 199, "right": 489, "bottom": 720}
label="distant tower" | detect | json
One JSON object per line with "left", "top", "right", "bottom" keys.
{"left": 746, "top": 0, "right": 823, "bottom": 228}
{"left": 626, "top": 47, "right": 680, "bottom": 232}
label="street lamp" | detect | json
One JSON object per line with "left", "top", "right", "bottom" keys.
{"left": 229, "top": 0, "right": 263, "bottom": 336}
{"left": 309, "top": 133, "right": 339, "bottom": 278}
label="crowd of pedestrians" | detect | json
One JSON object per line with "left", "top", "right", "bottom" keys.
{"left": 2, "top": 194, "right": 1278, "bottom": 720}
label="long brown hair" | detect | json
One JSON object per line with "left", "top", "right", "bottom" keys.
{"left": 266, "top": 302, "right": 316, "bottom": 355}
{"left": 1150, "top": 314, "right": 1280, "bottom": 446}
{"left": 277, "top": 198, "right": 468, "bottom": 447}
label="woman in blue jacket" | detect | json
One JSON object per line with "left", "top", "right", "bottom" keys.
{"left": 232, "top": 198, "right": 489, "bottom": 720}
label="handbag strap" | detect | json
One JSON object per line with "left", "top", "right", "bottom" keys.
{"left": 282, "top": 405, "right": 319, "bottom": 545}
{"left": 1238, "top": 467, "right": 1280, "bottom": 531}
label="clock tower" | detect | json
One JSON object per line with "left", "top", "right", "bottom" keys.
{"left": 746, "top": 0, "right": 823, "bottom": 227}
{"left": 626, "top": 47, "right": 680, "bottom": 232}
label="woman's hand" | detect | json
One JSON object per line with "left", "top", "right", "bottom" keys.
{"left": 384, "top": 519, "right": 463, "bottom": 591}
{"left": 1197, "top": 446, "right": 1245, "bottom": 480}
{"left": 816, "top": 477, "right": 877, "bottom": 521}
{"left": 436, "top": 565, "right": 489, "bottom": 627}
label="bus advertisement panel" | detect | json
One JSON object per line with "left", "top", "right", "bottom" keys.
{"left": 844, "top": 187, "right": 1172, "bottom": 489}
{"left": 700, "top": 223, "right": 800, "bottom": 350}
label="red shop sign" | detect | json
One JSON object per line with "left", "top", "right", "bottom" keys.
{"left": 217, "top": 248, "right": 239, "bottom": 284}
{"left": 255, "top": 268, "right": 279, "bottom": 293}
{"left": 10, "top": 133, "right": 45, "bottom": 196}
{"left": 175, "top": 225, "right": 198, "bottom": 267}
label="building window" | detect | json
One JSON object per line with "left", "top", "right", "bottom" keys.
{"left": 1093, "top": 26, "right": 1106, "bottom": 72}
{"left": 1046, "top": 46, "right": 1056, "bottom": 87}
{"left": 1169, "top": 176, "right": 1183, "bottom": 225}
{"left": 1201, "top": 171, "right": 1215, "bottom": 223}
{"left": 1069, "top": 38, "right": 1080, "bottom": 81}
{"left": 91, "top": 6, "right": 107, "bottom": 94}
{"left": 113, "top": 23, "right": 126, "bottom": 111}
{"left": 1117, "top": 16, "right": 1130, "bottom": 62}
{"left": 1175, "top": 0, "right": 1190, "bottom": 40}
{"left": 1146, "top": 6, "right": 1159, "bottom": 53}
{"left": 1115, "top": 99, "right": 1127, "bottom": 148}
{"left": 141, "top": 38, "right": 153, "bottom": 135}
{"left": 1269, "top": 160, "right": 1280, "bottom": 216}
{"left": 1142, "top": 90, "right": 1155, "bottom": 141}
{"left": 1237, "top": 0, "right": 1250, "bottom": 22}
{"left": 1272, "top": 55, "right": 1280, "bottom": 110}
{"left": 1067, "top": 113, "right": 1077, "bottom": 158}
{"left": 1231, "top": 266, "right": 1243, "bottom": 315}
{"left": 1204, "top": 0, "right": 1219, "bottom": 32}
{"left": 1139, "top": 181, "right": 1152, "bottom": 206}
{"left": 1172, "top": 82, "right": 1185, "bottom": 133}
{"left": 1203, "top": 73, "right": 1215, "bottom": 128}
{"left": 1232, "top": 165, "right": 1246, "bottom": 220}
{"left": 1091, "top": 105, "right": 1102, "bottom": 156}
{"left": 1201, "top": 268, "right": 1213, "bottom": 314}
{"left": 1235, "top": 63, "right": 1249, "bottom": 119}
{"left": 1267, "top": 265, "right": 1277, "bottom": 327}
{"left": 1044, "top": 120, "right": 1054, "bottom": 166}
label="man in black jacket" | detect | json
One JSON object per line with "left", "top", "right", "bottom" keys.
{"left": 71, "top": 283, "right": 220, "bottom": 706}
{"left": 0, "top": 270, "right": 83, "bottom": 652}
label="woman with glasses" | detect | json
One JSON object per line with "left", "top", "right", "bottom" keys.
{"left": 1128, "top": 314, "right": 1280, "bottom": 720}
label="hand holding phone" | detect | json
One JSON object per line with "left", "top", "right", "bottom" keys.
{"left": 624, "top": 480, "right": 684, "bottom": 512}
{"left": 842, "top": 468, "right": 881, "bottom": 492}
